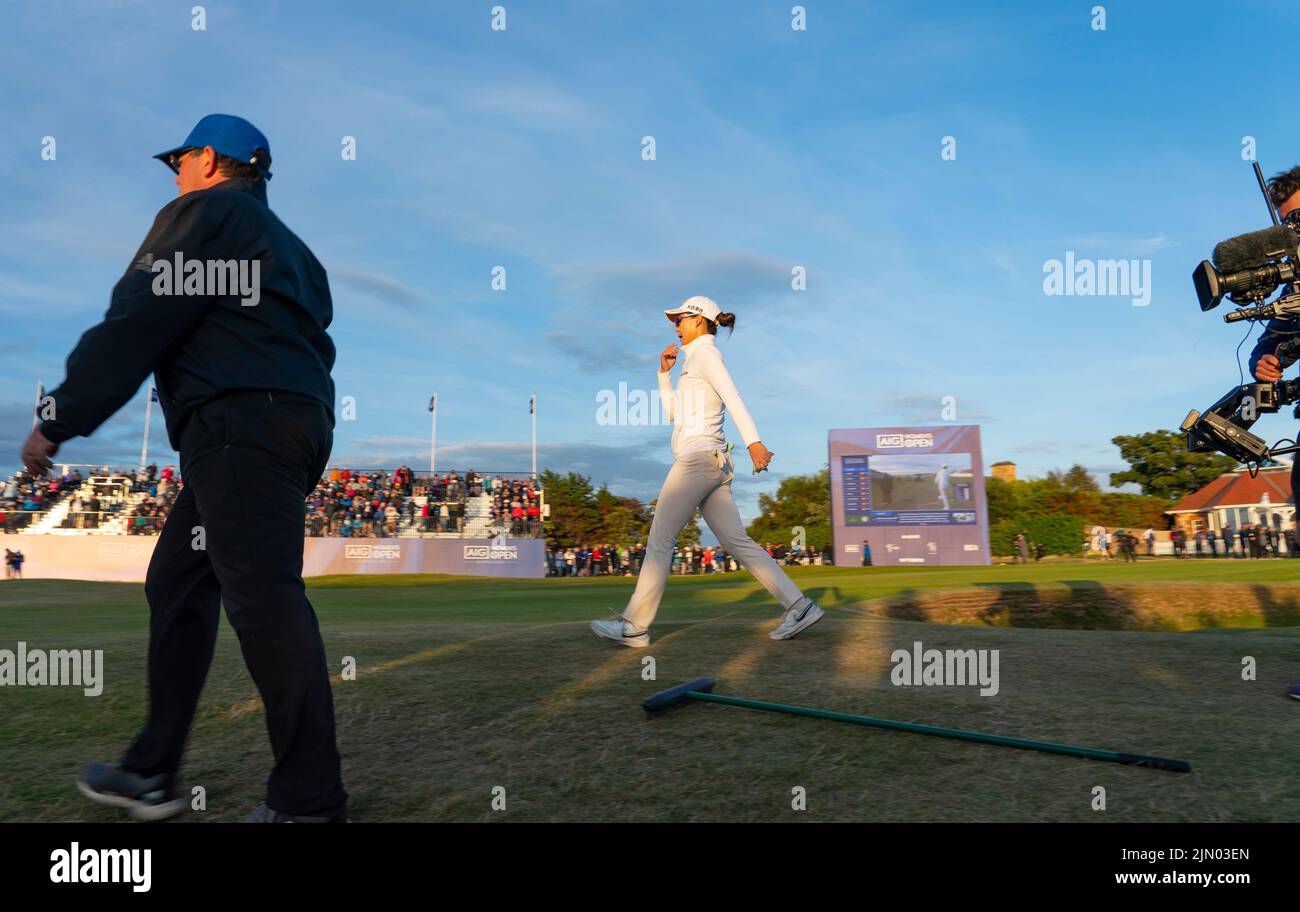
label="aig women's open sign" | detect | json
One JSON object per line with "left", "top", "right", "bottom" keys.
{"left": 829, "top": 425, "right": 991, "bottom": 566}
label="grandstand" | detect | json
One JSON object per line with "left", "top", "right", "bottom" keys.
{"left": 305, "top": 466, "right": 544, "bottom": 539}
{"left": 1, "top": 464, "right": 546, "bottom": 540}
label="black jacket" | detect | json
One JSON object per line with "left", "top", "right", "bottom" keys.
{"left": 1247, "top": 290, "right": 1300, "bottom": 376}
{"left": 41, "top": 179, "right": 335, "bottom": 450}
{"left": 1248, "top": 319, "right": 1286, "bottom": 376}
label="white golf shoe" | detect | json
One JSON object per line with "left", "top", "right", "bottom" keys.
{"left": 769, "top": 596, "right": 824, "bottom": 640}
{"left": 591, "top": 610, "right": 650, "bottom": 648}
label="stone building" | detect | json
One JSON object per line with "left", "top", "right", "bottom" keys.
{"left": 990, "top": 461, "right": 1016, "bottom": 483}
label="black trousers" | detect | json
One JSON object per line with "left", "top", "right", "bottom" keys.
{"left": 122, "top": 390, "right": 346, "bottom": 817}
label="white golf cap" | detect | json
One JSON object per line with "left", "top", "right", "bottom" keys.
{"left": 664, "top": 295, "right": 722, "bottom": 324}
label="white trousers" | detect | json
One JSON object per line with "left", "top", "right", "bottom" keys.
{"left": 622, "top": 446, "right": 805, "bottom": 629}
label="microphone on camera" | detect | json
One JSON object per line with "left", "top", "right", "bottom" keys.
{"left": 1213, "top": 225, "right": 1297, "bottom": 272}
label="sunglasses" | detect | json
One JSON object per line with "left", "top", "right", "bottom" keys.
{"left": 164, "top": 147, "right": 199, "bottom": 175}
{"left": 673, "top": 314, "right": 700, "bottom": 327}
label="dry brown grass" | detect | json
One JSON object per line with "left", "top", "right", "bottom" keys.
{"left": 871, "top": 581, "right": 1300, "bottom": 631}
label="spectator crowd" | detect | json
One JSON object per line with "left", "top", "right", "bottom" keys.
{"left": 1, "top": 467, "right": 83, "bottom": 533}
{"left": 1168, "top": 524, "right": 1298, "bottom": 559}
{"left": 3, "top": 464, "right": 543, "bottom": 540}
{"left": 306, "top": 466, "right": 419, "bottom": 537}
{"left": 121, "top": 464, "right": 181, "bottom": 535}
{"left": 1087, "top": 524, "right": 1300, "bottom": 560}
{"left": 488, "top": 476, "right": 542, "bottom": 537}
{"left": 302, "top": 467, "right": 543, "bottom": 538}
{"left": 544, "top": 541, "right": 833, "bottom": 577}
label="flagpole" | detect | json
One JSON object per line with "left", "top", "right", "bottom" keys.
{"left": 32, "top": 378, "right": 43, "bottom": 431}
{"left": 531, "top": 392, "right": 537, "bottom": 480}
{"left": 139, "top": 384, "right": 154, "bottom": 472}
{"left": 429, "top": 392, "right": 437, "bottom": 479}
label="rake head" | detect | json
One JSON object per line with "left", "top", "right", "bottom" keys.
{"left": 643, "top": 677, "right": 716, "bottom": 716}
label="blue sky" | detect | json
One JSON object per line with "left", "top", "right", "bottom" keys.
{"left": 4, "top": 0, "right": 1300, "bottom": 534}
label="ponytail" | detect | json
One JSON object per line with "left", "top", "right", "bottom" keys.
{"left": 709, "top": 312, "right": 737, "bottom": 336}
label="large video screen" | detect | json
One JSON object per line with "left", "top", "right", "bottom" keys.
{"left": 841, "top": 452, "right": 977, "bottom": 525}
{"left": 829, "top": 426, "right": 989, "bottom": 566}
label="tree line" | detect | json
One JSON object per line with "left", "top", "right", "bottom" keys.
{"left": 539, "top": 430, "right": 1238, "bottom": 557}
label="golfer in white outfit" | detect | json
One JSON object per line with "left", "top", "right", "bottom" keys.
{"left": 591, "top": 295, "right": 824, "bottom": 647}
{"left": 935, "top": 463, "right": 950, "bottom": 511}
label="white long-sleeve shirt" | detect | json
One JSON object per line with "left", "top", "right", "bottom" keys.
{"left": 657, "top": 333, "right": 761, "bottom": 457}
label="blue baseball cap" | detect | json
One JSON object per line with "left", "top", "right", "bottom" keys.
{"left": 154, "top": 113, "right": 273, "bottom": 180}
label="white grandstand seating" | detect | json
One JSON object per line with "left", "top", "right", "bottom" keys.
{"left": 6, "top": 467, "right": 541, "bottom": 539}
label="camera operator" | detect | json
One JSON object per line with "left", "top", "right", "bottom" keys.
{"left": 1249, "top": 168, "right": 1300, "bottom": 385}
{"left": 1248, "top": 167, "right": 1300, "bottom": 700}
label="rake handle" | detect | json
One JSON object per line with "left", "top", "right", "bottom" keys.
{"left": 685, "top": 691, "right": 1190, "bottom": 773}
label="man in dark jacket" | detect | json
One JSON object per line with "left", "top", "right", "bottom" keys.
{"left": 20, "top": 114, "right": 347, "bottom": 823}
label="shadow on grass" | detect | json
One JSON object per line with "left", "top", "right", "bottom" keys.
{"left": 871, "top": 579, "right": 1300, "bottom": 631}
{"left": 875, "top": 581, "right": 1136, "bottom": 630}
{"left": 1249, "top": 583, "right": 1300, "bottom": 628}
{"left": 676, "top": 577, "right": 840, "bottom": 615}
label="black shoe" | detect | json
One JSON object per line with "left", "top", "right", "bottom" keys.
{"left": 76, "top": 762, "right": 187, "bottom": 821}
{"left": 1287, "top": 683, "right": 1300, "bottom": 701}
{"left": 243, "top": 801, "right": 350, "bottom": 823}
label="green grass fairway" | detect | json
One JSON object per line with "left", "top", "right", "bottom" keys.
{"left": 2, "top": 559, "right": 1299, "bottom": 822}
